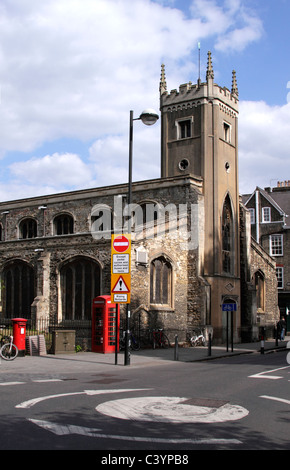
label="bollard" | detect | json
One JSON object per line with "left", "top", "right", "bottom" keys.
{"left": 260, "top": 328, "right": 265, "bottom": 354}
{"left": 208, "top": 333, "right": 212, "bottom": 357}
{"left": 174, "top": 335, "right": 179, "bottom": 361}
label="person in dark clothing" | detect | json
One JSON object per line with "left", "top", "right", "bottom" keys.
{"left": 278, "top": 317, "right": 286, "bottom": 340}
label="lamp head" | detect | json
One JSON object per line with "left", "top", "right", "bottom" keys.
{"left": 139, "top": 108, "right": 159, "bottom": 126}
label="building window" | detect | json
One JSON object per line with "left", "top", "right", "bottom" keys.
{"left": 262, "top": 207, "right": 271, "bottom": 223}
{"left": 255, "top": 271, "right": 265, "bottom": 311}
{"left": 222, "top": 195, "right": 234, "bottom": 274}
{"left": 270, "top": 234, "right": 283, "bottom": 256}
{"left": 91, "top": 209, "right": 113, "bottom": 233}
{"left": 150, "top": 256, "right": 172, "bottom": 306}
{"left": 249, "top": 208, "right": 255, "bottom": 224}
{"left": 176, "top": 119, "right": 192, "bottom": 139}
{"left": 223, "top": 122, "right": 231, "bottom": 143}
{"left": 61, "top": 258, "right": 101, "bottom": 320}
{"left": 19, "top": 218, "right": 37, "bottom": 239}
{"left": 3, "top": 261, "right": 35, "bottom": 318}
{"left": 54, "top": 214, "right": 74, "bottom": 235}
{"left": 276, "top": 267, "right": 284, "bottom": 289}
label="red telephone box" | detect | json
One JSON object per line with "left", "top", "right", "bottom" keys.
{"left": 91, "top": 295, "right": 119, "bottom": 353}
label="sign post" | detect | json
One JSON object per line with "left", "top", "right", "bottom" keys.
{"left": 111, "top": 234, "right": 131, "bottom": 304}
{"left": 111, "top": 234, "right": 131, "bottom": 366}
{"left": 222, "top": 303, "right": 236, "bottom": 352}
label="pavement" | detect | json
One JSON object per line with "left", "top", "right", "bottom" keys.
{"left": 0, "top": 336, "right": 289, "bottom": 376}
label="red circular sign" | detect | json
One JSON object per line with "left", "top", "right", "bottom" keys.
{"left": 113, "top": 235, "right": 129, "bottom": 253}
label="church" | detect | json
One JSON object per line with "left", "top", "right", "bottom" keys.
{"left": 0, "top": 53, "right": 279, "bottom": 347}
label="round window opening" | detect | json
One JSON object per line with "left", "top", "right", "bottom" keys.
{"left": 179, "top": 159, "right": 189, "bottom": 171}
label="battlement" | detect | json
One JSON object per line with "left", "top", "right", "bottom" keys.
{"left": 160, "top": 51, "right": 239, "bottom": 114}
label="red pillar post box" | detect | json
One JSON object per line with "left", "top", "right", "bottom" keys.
{"left": 12, "top": 318, "right": 27, "bottom": 356}
{"left": 91, "top": 295, "right": 119, "bottom": 353}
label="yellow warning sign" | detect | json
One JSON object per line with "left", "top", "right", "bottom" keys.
{"left": 111, "top": 234, "right": 131, "bottom": 303}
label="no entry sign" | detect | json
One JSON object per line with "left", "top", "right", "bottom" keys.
{"left": 112, "top": 235, "right": 130, "bottom": 253}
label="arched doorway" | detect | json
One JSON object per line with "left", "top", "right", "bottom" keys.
{"left": 3, "top": 260, "right": 35, "bottom": 318}
{"left": 60, "top": 257, "right": 101, "bottom": 320}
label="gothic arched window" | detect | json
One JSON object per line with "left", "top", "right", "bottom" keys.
{"left": 255, "top": 270, "right": 265, "bottom": 311}
{"left": 3, "top": 261, "right": 35, "bottom": 318}
{"left": 222, "top": 196, "right": 234, "bottom": 274}
{"left": 150, "top": 256, "right": 172, "bottom": 306}
{"left": 61, "top": 257, "right": 101, "bottom": 320}
{"left": 54, "top": 214, "right": 74, "bottom": 235}
{"left": 19, "top": 218, "right": 37, "bottom": 239}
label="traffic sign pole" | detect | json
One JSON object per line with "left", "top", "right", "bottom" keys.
{"left": 111, "top": 233, "right": 131, "bottom": 366}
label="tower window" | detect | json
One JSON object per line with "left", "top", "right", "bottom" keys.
{"left": 222, "top": 196, "right": 234, "bottom": 274}
{"left": 223, "top": 122, "right": 231, "bottom": 143}
{"left": 176, "top": 119, "right": 192, "bottom": 139}
{"left": 179, "top": 159, "right": 189, "bottom": 171}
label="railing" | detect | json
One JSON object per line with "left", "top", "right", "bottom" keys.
{"left": 0, "top": 318, "right": 92, "bottom": 353}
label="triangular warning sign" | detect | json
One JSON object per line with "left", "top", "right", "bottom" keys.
{"left": 112, "top": 275, "right": 130, "bottom": 293}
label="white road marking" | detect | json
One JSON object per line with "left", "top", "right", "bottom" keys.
{"left": 260, "top": 395, "right": 290, "bottom": 406}
{"left": 96, "top": 396, "right": 249, "bottom": 423}
{"left": 249, "top": 365, "right": 290, "bottom": 380}
{"left": 0, "top": 379, "right": 63, "bottom": 386}
{"left": 33, "top": 379, "right": 63, "bottom": 383}
{"left": 29, "top": 418, "right": 242, "bottom": 445}
{"left": 0, "top": 382, "right": 26, "bottom": 386}
{"left": 15, "top": 388, "right": 151, "bottom": 409}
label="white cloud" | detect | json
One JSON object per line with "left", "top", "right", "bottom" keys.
{"left": 0, "top": 0, "right": 263, "bottom": 152}
{"left": 190, "top": 0, "right": 263, "bottom": 52}
{"left": 9, "top": 152, "right": 93, "bottom": 189}
{"left": 0, "top": 0, "right": 267, "bottom": 200}
{"left": 239, "top": 100, "right": 290, "bottom": 193}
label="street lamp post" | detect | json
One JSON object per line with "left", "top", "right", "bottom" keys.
{"left": 124, "top": 109, "right": 159, "bottom": 366}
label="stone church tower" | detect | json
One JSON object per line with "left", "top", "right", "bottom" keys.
{"left": 159, "top": 52, "right": 240, "bottom": 339}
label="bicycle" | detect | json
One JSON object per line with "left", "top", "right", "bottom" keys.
{"left": 119, "top": 331, "right": 140, "bottom": 351}
{"left": 189, "top": 330, "right": 206, "bottom": 347}
{"left": 0, "top": 335, "right": 18, "bottom": 360}
{"left": 152, "top": 329, "right": 170, "bottom": 349}
{"left": 0, "top": 325, "right": 10, "bottom": 347}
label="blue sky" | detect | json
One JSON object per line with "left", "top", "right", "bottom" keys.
{"left": 0, "top": 0, "right": 289, "bottom": 201}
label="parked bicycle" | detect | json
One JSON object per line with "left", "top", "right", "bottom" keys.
{"left": 189, "top": 330, "right": 206, "bottom": 347}
{"left": 119, "top": 331, "right": 140, "bottom": 351}
{"left": 0, "top": 335, "right": 18, "bottom": 360}
{"left": 0, "top": 325, "right": 11, "bottom": 347}
{"left": 152, "top": 328, "right": 170, "bottom": 349}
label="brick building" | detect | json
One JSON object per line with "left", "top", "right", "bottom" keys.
{"left": 0, "top": 53, "right": 279, "bottom": 346}
{"left": 243, "top": 181, "right": 290, "bottom": 333}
